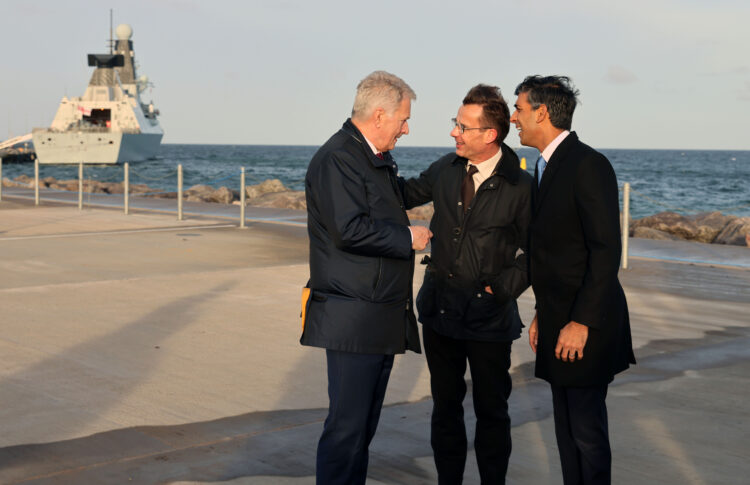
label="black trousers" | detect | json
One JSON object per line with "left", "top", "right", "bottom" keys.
{"left": 550, "top": 383, "right": 611, "bottom": 485}
{"left": 423, "top": 325, "right": 513, "bottom": 485}
{"left": 316, "top": 350, "right": 394, "bottom": 485}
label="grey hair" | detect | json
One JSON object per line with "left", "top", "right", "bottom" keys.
{"left": 351, "top": 71, "right": 416, "bottom": 120}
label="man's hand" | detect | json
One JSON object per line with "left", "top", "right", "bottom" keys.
{"left": 409, "top": 226, "right": 433, "bottom": 250}
{"left": 555, "top": 321, "right": 588, "bottom": 362}
{"left": 529, "top": 311, "right": 538, "bottom": 354}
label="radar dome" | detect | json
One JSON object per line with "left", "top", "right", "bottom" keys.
{"left": 115, "top": 24, "right": 133, "bottom": 40}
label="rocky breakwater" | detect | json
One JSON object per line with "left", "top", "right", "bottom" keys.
{"left": 3, "top": 174, "right": 438, "bottom": 221}
{"left": 630, "top": 211, "right": 750, "bottom": 247}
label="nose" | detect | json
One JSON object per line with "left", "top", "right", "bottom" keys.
{"left": 402, "top": 120, "right": 409, "bottom": 135}
{"left": 450, "top": 124, "right": 460, "bottom": 137}
{"left": 510, "top": 110, "right": 518, "bottom": 123}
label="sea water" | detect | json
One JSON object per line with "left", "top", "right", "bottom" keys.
{"left": 3, "top": 145, "right": 748, "bottom": 219}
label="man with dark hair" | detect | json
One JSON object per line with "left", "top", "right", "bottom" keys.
{"left": 511, "top": 75, "right": 635, "bottom": 485}
{"left": 402, "top": 84, "right": 533, "bottom": 484}
{"left": 302, "top": 70, "right": 432, "bottom": 485}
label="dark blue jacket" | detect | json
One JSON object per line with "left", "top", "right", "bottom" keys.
{"left": 403, "top": 143, "right": 532, "bottom": 341}
{"left": 301, "top": 119, "right": 421, "bottom": 354}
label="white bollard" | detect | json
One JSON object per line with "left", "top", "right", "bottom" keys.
{"left": 124, "top": 162, "right": 129, "bottom": 215}
{"left": 240, "top": 167, "right": 246, "bottom": 229}
{"left": 78, "top": 162, "right": 83, "bottom": 210}
{"left": 177, "top": 164, "right": 183, "bottom": 221}
{"left": 34, "top": 158, "right": 40, "bottom": 206}
{"left": 0, "top": 157, "right": 3, "bottom": 202}
{"left": 621, "top": 182, "right": 630, "bottom": 270}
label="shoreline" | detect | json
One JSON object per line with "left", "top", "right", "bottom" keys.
{"left": 3, "top": 174, "right": 749, "bottom": 248}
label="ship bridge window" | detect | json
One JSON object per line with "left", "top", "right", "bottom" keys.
{"left": 83, "top": 109, "right": 112, "bottom": 129}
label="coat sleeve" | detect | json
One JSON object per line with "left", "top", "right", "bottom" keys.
{"left": 569, "top": 153, "right": 622, "bottom": 329}
{"left": 310, "top": 151, "right": 412, "bottom": 260}
{"left": 488, "top": 174, "right": 532, "bottom": 304}
{"left": 401, "top": 158, "right": 443, "bottom": 209}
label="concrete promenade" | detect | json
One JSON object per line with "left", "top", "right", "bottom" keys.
{"left": 1, "top": 192, "right": 749, "bottom": 484}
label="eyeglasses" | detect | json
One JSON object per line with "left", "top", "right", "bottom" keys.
{"left": 451, "top": 118, "right": 492, "bottom": 134}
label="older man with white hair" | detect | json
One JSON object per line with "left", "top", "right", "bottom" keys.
{"left": 301, "top": 70, "right": 432, "bottom": 485}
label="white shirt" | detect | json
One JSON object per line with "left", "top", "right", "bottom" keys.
{"left": 541, "top": 130, "right": 570, "bottom": 162}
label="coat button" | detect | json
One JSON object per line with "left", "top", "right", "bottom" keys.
{"left": 448, "top": 273, "right": 454, "bottom": 278}
{"left": 440, "top": 309, "right": 445, "bottom": 314}
{"left": 477, "top": 293, "right": 482, "bottom": 298}
{"left": 458, "top": 201, "right": 463, "bottom": 206}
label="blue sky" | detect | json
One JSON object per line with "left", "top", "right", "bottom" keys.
{"left": 1, "top": 0, "right": 748, "bottom": 149}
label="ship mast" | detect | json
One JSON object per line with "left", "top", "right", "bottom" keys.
{"left": 109, "top": 9, "right": 113, "bottom": 54}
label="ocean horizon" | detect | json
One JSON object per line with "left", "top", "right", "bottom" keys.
{"left": 3, "top": 144, "right": 749, "bottom": 220}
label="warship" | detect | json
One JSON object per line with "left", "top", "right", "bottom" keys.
{"left": 31, "top": 23, "right": 163, "bottom": 164}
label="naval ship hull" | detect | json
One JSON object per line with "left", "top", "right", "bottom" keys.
{"left": 32, "top": 130, "right": 162, "bottom": 164}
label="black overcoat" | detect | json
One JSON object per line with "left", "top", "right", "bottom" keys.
{"left": 530, "top": 132, "right": 635, "bottom": 386}
{"left": 403, "top": 143, "right": 533, "bottom": 341}
{"left": 301, "top": 119, "right": 421, "bottom": 355}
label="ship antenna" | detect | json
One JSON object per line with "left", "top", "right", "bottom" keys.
{"left": 109, "top": 9, "right": 113, "bottom": 54}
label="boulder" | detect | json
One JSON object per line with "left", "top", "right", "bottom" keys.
{"left": 250, "top": 190, "right": 306, "bottom": 210}
{"left": 632, "top": 226, "right": 683, "bottom": 241}
{"left": 629, "top": 211, "right": 697, "bottom": 240}
{"left": 13, "top": 174, "right": 34, "bottom": 187}
{"left": 183, "top": 184, "right": 235, "bottom": 204}
{"left": 129, "top": 183, "right": 153, "bottom": 194}
{"left": 713, "top": 217, "right": 750, "bottom": 246}
{"left": 407, "top": 203, "right": 435, "bottom": 221}
{"left": 246, "top": 179, "right": 288, "bottom": 200}
{"left": 42, "top": 176, "right": 58, "bottom": 187}
{"left": 689, "top": 211, "right": 734, "bottom": 243}
{"left": 184, "top": 184, "right": 215, "bottom": 202}
{"left": 49, "top": 180, "right": 79, "bottom": 191}
{"left": 3, "top": 177, "right": 27, "bottom": 188}
{"left": 98, "top": 182, "right": 125, "bottom": 194}
{"left": 213, "top": 186, "right": 235, "bottom": 204}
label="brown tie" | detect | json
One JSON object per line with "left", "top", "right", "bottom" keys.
{"left": 375, "top": 152, "right": 384, "bottom": 159}
{"left": 461, "top": 164, "right": 478, "bottom": 213}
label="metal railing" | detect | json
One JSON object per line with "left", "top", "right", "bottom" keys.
{"left": 0, "top": 158, "right": 251, "bottom": 228}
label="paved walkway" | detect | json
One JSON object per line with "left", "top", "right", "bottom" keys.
{"left": 0, "top": 192, "right": 748, "bottom": 484}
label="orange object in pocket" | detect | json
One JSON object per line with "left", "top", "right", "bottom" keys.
{"left": 301, "top": 287, "right": 312, "bottom": 332}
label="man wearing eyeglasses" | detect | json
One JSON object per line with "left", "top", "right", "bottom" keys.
{"left": 402, "top": 84, "right": 533, "bottom": 484}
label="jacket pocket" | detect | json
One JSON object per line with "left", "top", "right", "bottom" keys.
{"left": 416, "top": 271, "right": 437, "bottom": 318}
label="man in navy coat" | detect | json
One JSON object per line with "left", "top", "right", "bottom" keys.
{"left": 510, "top": 75, "right": 635, "bottom": 485}
{"left": 302, "top": 71, "right": 432, "bottom": 485}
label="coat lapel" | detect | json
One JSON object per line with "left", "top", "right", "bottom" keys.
{"left": 534, "top": 132, "right": 579, "bottom": 215}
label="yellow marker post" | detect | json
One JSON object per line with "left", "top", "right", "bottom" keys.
{"left": 520, "top": 157, "right": 527, "bottom": 170}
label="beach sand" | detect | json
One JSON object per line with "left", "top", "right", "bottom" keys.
{"left": 0, "top": 193, "right": 748, "bottom": 484}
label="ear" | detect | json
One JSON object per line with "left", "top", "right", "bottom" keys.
{"left": 373, "top": 107, "right": 385, "bottom": 128}
{"left": 484, "top": 128, "right": 498, "bottom": 145}
{"left": 536, "top": 104, "right": 548, "bottom": 124}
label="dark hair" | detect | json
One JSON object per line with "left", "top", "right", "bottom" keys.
{"left": 462, "top": 84, "right": 510, "bottom": 144}
{"left": 514, "top": 75, "right": 580, "bottom": 130}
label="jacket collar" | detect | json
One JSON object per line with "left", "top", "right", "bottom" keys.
{"left": 534, "top": 131, "right": 579, "bottom": 212}
{"left": 341, "top": 118, "right": 392, "bottom": 168}
{"left": 450, "top": 142, "right": 521, "bottom": 185}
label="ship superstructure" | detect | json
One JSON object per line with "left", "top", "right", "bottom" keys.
{"left": 32, "top": 23, "right": 163, "bottom": 164}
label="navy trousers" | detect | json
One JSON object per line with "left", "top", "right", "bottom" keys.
{"left": 423, "top": 325, "right": 513, "bottom": 485}
{"left": 316, "top": 349, "right": 394, "bottom": 485}
{"left": 551, "top": 384, "right": 611, "bottom": 485}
